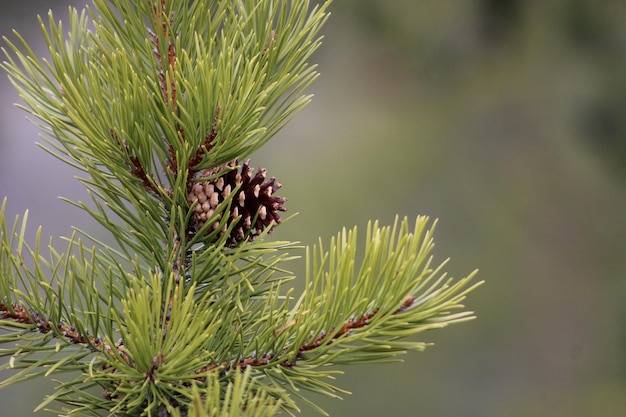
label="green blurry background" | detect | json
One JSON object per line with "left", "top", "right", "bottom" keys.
{"left": 1, "top": 1, "right": 626, "bottom": 416}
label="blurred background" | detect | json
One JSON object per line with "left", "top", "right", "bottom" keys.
{"left": 2, "top": 1, "right": 626, "bottom": 416}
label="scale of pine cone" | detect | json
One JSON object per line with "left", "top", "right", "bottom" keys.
{"left": 188, "top": 159, "right": 286, "bottom": 247}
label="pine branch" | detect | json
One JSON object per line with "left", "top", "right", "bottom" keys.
{"left": 1, "top": 1, "right": 482, "bottom": 416}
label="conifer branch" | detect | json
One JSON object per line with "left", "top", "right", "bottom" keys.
{"left": 0, "top": 1, "right": 482, "bottom": 416}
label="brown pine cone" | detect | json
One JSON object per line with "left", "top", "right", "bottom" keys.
{"left": 188, "top": 159, "right": 286, "bottom": 247}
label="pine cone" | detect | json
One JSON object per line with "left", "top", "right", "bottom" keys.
{"left": 188, "top": 159, "right": 286, "bottom": 246}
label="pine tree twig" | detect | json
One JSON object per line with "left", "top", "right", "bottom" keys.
{"left": 262, "top": 30, "right": 276, "bottom": 58}
{"left": 194, "top": 295, "right": 416, "bottom": 374}
{"left": 0, "top": 302, "right": 123, "bottom": 357}
{"left": 187, "top": 104, "right": 221, "bottom": 185}
{"left": 1, "top": 292, "right": 416, "bottom": 385}
{"left": 149, "top": 1, "right": 177, "bottom": 111}
{"left": 109, "top": 129, "right": 168, "bottom": 198}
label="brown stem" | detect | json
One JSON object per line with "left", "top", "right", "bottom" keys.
{"left": 110, "top": 129, "right": 167, "bottom": 198}
{"left": 1, "top": 293, "right": 417, "bottom": 402}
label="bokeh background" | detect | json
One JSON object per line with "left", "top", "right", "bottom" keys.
{"left": 2, "top": 1, "right": 626, "bottom": 416}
